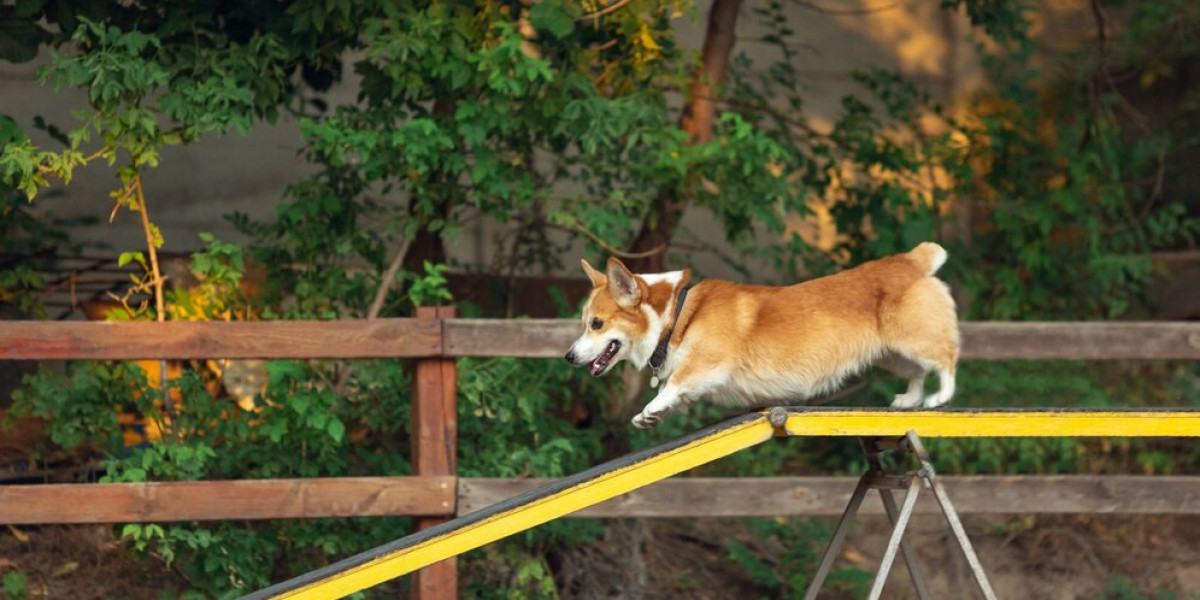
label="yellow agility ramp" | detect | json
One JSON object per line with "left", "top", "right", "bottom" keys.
{"left": 239, "top": 407, "right": 1200, "bottom": 600}
{"left": 239, "top": 411, "right": 776, "bottom": 600}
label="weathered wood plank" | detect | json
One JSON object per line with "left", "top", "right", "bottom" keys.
{"left": 457, "top": 476, "right": 1200, "bottom": 517}
{"left": 0, "top": 319, "right": 442, "bottom": 360}
{"left": 0, "top": 476, "right": 456, "bottom": 524}
{"left": 443, "top": 319, "right": 577, "bottom": 359}
{"left": 9, "top": 475, "right": 1200, "bottom": 524}
{"left": 444, "top": 320, "right": 1200, "bottom": 360}
{"left": 962, "top": 322, "right": 1200, "bottom": 360}
{"left": 412, "top": 307, "right": 458, "bottom": 600}
{"left": 4, "top": 320, "right": 1198, "bottom": 361}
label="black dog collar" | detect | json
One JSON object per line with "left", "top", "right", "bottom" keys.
{"left": 648, "top": 286, "right": 689, "bottom": 375}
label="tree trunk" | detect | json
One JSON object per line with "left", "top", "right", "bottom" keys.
{"left": 403, "top": 98, "right": 458, "bottom": 276}
{"left": 626, "top": 0, "right": 743, "bottom": 272}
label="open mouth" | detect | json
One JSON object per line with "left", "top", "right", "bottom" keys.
{"left": 589, "top": 340, "right": 621, "bottom": 376}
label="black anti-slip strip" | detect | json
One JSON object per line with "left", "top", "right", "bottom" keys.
{"left": 238, "top": 410, "right": 765, "bottom": 600}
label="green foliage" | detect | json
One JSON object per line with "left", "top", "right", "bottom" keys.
{"left": 11, "top": 355, "right": 418, "bottom": 597}
{"left": 234, "top": 0, "right": 797, "bottom": 321}
{"left": 462, "top": 544, "right": 563, "bottom": 600}
{"left": 729, "top": 0, "right": 1198, "bottom": 317}
{"left": 0, "top": 196, "right": 50, "bottom": 317}
{"left": 1093, "top": 576, "right": 1194, "bottom": 600}
{"left": 2, "top": 571, "right": 27, "bottom": 600}
{"left": 458, "top": 357, "right": 605, "bottom": 478}
{"left": 725, "top": 518, "right": 869, "bottom": 599}
{"left": 168, "top": 234, "right": 251, "bottom": 321}
{"left": 9, "top": 362, "right": 138, "bottom": 455}
{"left": 950, "top": 51, "right": 1196, "bottom": 318}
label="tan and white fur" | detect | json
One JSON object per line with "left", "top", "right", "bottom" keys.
{"left": 564, "top": 243, "right": 960, "bottom": 429}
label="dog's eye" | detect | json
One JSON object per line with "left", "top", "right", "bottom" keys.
{"left": 590, "top": 318, "right": 603, "bottom": 330}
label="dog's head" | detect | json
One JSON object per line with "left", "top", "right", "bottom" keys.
{"left": 565, "top": 257, "right": 688, "bottom": 376}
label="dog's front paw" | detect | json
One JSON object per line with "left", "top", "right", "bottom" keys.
{"left": 632, "top": 412, "right": 660, "bottom": 429}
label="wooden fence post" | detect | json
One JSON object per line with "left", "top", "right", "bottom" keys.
{"left": 412, "top": 306, "right": 458, "bottom": 600}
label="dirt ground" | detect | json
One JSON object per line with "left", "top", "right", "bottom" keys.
{"left": 553, "top": 514, "right": 1200, "bottom": 600}
{"left": 851, "top": 513, "right": 1200, "bottom": 600}
{"left": 0, "top": 525, "right": 184, "bottom": 600}
{"left": 2, "top": 514, "right": 1199, "bottom": 599}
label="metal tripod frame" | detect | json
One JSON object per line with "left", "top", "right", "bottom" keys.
{"left": 802, "top": 430, "right": 999, "bottom": 600}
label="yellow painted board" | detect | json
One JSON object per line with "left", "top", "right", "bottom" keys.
{"left": 244, "top": 407, "right": 1200, "bottom": 600}
{"left": 783, "top": 410, "right": 1200, "bottom": 438}
{"left": 245, "top": 414, "right": 775, "bottom": 600}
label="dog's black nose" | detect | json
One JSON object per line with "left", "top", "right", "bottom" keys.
{"left": 565, "top": 350, "right": 577, "bottom": 364}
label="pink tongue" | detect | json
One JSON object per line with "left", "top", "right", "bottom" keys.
{"left": 589, "top": 341, "right": 617, "bottom": 375}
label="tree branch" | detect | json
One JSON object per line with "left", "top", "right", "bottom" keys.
{"left": 790, "top": 0, "right": 899, "bottom": 16}
{"left": 132, "top": 174, "right": 174, "bottom": 431}
{"left": 627, "top": 0, "right": 744, "bottom": 271}
{"left": 366, "top": 236, "right": 414, "bottom": 320}
{"left": 548, "top": 222, "right": 666, "bottom": 259}
{"left": 578, "top": 0, "right": 636, "bottom": 21}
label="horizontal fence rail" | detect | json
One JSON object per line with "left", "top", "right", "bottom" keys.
{"left": 0, "top": 319, "right": 442, "bottom": 360}
{"left": 457, "top": 475, "right": 1200, "bottom": 517}
{"left": 0, "top": 477, "right": 457, "bottom": 524}
{"left": 5, "top": 475, "right": 1200, "bottom": 524}
{"left": 444, "top": 319, "right": 1200, "bottom": 360}
{"left": 3, "top": 319, "right": 1199, "bottom": 361}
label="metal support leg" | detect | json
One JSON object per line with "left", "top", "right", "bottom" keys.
{"left": 865, "top": 436, "right": 933, "bottom": 600}
{"left": 866, "top": 477, "right": 922, "bottom": 600}
{"left": 878, "top": 488, "right": 934, "bottom": 600}
{"left": 805, "top": 434, "right": 998, "bottom": 600}
{"left": 907, "top": 431, "right": 999, "bottom": 600}
{"left": 802, "top": 473, "right": 872, "bottom": 600}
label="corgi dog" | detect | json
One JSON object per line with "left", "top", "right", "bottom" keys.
{"left": 564, "top": 243, "right": 960, "bottom": 429}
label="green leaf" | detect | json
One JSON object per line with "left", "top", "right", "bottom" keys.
{"left": 3, "top": 571, "right": 27, "bottom": 600}
{"left": 291, "top": 395, "right": 310, "bottom": 415}
{"left": 529, "top": 0, "right": 574, "bottom": 38}
{"left": 326, "top": 418, "right": 345, "bottom": 443}
{"left": 0, "top": 114, "right": 29, "bottom": 147}
{"left": 117, "top": 251, "right": 145, "bottom": 268}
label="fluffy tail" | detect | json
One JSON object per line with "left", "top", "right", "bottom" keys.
{"left": 909, "top": 242, "right": 948, "bottom": 275}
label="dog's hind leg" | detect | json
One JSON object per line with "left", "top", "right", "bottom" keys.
{"left": 881, "top": 278, "right": 960, "bottom": 408}
{"left": 891, "top": 376, "right": 926, "bottom": 408}
{"left": 878, "top": 353, "right": 926, "bottom": 408}
{"left": 923, "top": 367, "right": 956, "bottom": 408}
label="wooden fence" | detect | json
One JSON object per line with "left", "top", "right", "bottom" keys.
{"left": 3, "top": 317, "right": 1200, "bottom": 599}
{"left": 6, "top": 319, "right": 1200, "bottom": 361}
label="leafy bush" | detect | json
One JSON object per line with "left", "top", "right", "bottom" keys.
{"left": 726, "top": 517, "right": 870, "bottom": 600}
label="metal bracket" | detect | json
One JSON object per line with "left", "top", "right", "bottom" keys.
{"left": 802, "top": 430, "right": 999, "bottom": 600}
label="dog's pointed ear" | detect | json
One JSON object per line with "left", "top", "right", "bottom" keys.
{"left": 679, "top": 268, "right": 693, "bottom": 289}
{"left": 581, "top": 259, "right": 605, "bottom": 286}
{"left": 606, "top": 257, "right": 641, "bottom": 307}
